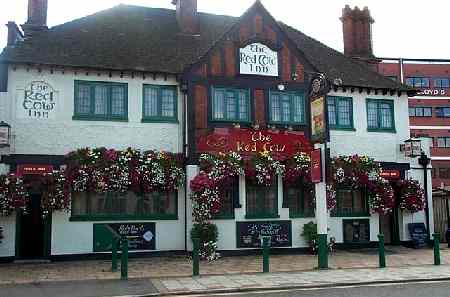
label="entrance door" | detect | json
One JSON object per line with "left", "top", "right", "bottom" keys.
{"left": 16, "top": 177, "right": 51, "bottom": 259}
{"left": 379, "top": 208, "right": 400, "bottom": 245}
{"left": 433, "top": 196, "right": 449, "bottom": 242}
{"left": 379, "top": 213, "right": 393, "bottom": 244}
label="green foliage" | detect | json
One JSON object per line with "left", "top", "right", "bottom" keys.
{"left": 190, "top": 222, "right": 218, "bottom": 245}
{"left": 301, "top": 221, "right": 318, "bottom": 244}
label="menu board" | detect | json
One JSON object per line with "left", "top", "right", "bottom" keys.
{"left": 93, "top": 223, "right": 156, "bottom": 252}
{"left": 408, "top": 223, "right": 428, "bottom": 249}
{"left": 236, "top": 221, "right": 292, "bottom": 248}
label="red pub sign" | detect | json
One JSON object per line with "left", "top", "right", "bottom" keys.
{"left": 310, "top": 149, "right": 322, "bottom": 183}
{"left": 16, "top": 164, "right": 53, "bottom": 177}
{"left": 379, "top": 169, "right": 400, "bottom": 180}
{"left": 197, "top": 128, "right": 312, "bottom": 158}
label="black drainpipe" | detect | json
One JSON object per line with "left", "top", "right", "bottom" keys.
{"left": 418, "top": 151, "right": 431, "bottom": 242}
{"left": 181, "top": 81, "right": 188, "bottom": 252}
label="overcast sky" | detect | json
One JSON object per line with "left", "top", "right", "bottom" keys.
{"left": 1, "top": 0, "right": 449, "bottom": 59}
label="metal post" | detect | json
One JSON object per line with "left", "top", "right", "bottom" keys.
{"left": 111, "top": 237, "right": 118, "bottom": 272}
{"left": 315, "top": 143, "right": 328, "bottom": 269}
{"left": 434, "top": 233, "right": 441, "bottom": 265}
{"left": 378, "top": 234, "right": 386, "bottom": 268}
{"left": 192, "top": 237, "right": 200, "bottom": 277}
{"left": 120, "top": 237, "right": 128, "bottom": 280}
{"left": 262, "top": 236, "right": 270, "bottom": 273}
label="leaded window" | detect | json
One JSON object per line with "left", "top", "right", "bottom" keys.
{"left": 74, "top": 81, "right": 128, "bottom": 120}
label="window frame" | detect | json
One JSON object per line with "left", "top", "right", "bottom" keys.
{"left": 435, "top": 107, "right": 450, "bottom": 118}
{"left": 212, "top": 177, "right": 239, "bottom": 220}
{"left": 327, "top": 96, "right": 355, "bottom": 130}
{"left": 409, "top": 106, "right": 432, "bottom": 117}
{"left": 436, "top": 137, "right": 450, "bottom": 148}
{"left": 245, "top": 179, "right": 279, "bottom": 219}
{"left": 69, "top": 191, "right": 178, "bottom": 221}
{"left": 285, "top": 184, "right": 315, "bottom": 218}
{"left": 434, "top": 78, "right": 450, "bottom": 89}
{"left": 405, "top": 77, "right": 430, "bottom": 88}
{"left": 210, "top": 86, "right": 251, "bottom": 123}
{"left": 366, "top": 99, "right": 396, "bottom": 132}
{"left": 73, "top": 80, "right": 128, "bottom": 121}
{"left": 142, "top": 84, "right": 178, "bottom": 123}
{"left": 331, "top": 188, "right": 370, "bottom": 217}
{"left": 268, "top": 90, "right": 306, "bottom": 125}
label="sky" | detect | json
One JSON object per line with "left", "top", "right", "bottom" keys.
{"left": 0, "top": 0, "right": 449, "bottom": 59}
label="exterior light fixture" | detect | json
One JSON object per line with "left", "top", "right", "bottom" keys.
{"left": 277, "top": 84, "right": 285, "bottom": 91}
{"left": 0, "top": 121, "right": 11, "bottom": 147}
{"left": 403, "top": 138, "right": 421, "bottom": 158}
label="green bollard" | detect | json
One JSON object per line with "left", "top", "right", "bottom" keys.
{"left": 378, "top": 234, "right": 386, "bottom": 268}
{"left": 120, "top": 237, "right": 129, "bottom": 280}
{"left": 262, "top": 236, "right": 270, "bottom": 273}
{"left": 111, "top": 237, "right": 118, "bottom": 272}
{"left": 317, "top": 234, "right": 328, "bottom": 269}
{"left": 192, "top": 237, "right": 200, "bottom": 277}
{"left": 433, "top": 233, "right": 441, "bottom": 265}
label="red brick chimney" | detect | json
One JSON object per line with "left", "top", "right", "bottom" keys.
{"left": 341, "top": 5, "right": 374, "bottom": 58}
{"left": 172, "top": 0, "right": 199, "bottom": 35}
{"left": 22, "top": 0, "right": 48, "bottom": 37}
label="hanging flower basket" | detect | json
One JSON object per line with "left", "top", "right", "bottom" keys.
{"left": 0, "top": 174, "right": 28, "bottom": 217}
{"left": 329, "top": 155, "right": 395, "bottom": 214}
{"left": 65, "top": 147, "right": 185, "bottom": 195}
{"left": 41, "top": 170, "right": 71, "bottom": 218}
{"left": 397, "top": 179, "right": 426, "bottom": 213}
{"left": 245, "top": 151, "right": 284, "bottom": 186}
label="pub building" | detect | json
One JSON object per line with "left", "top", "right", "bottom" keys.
{"left": 0, "top": 0, "right": 433, "bottom": 261}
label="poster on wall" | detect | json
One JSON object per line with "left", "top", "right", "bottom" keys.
{"left": 17, "top": 81, "right": 58, "bottom": 120}
{"left": 93, "top": 223, "right": 156, "bottom": 252}
{"left": 236, "top": 221, "right": 292, "bottom": 248}
{"left": 239, "top": 43, "right": 279, "bottom": 77}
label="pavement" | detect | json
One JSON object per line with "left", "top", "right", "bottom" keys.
{"left": 1, "top": 245, "right": 449, "bottom": 285}
{"left": 176, "top": 281, "right": 450, "bottom": 297}
{"left": 1, "top": 246, "right": 450, "bottom": 297}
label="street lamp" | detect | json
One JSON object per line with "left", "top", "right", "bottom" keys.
{"left": 0, "top": 121, "right": 11, "bottom": 147}
{"left": 418, "top": 151, "right": 431, "bottom": 242}
{"left": 404, "top": 138, "right": 421, "bottom": 158}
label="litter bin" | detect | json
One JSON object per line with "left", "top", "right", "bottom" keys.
{"left": 446, "top": 228, "right": 450, "bottom": 248}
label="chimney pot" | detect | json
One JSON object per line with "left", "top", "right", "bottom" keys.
{"left": 173, "top": 0, "right": 199, "bottom": 35}
{"left": 22, "top": 0, "right": 48, "bottom": 37}
{"left": 341, "top": 5, "right": 374, "bottom": 58}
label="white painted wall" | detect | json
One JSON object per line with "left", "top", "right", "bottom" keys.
{"left": 0, "top": 215, "right": 15, "bottom": 257}
{"left": 4, "top": 66, "right": 183, "bottom": 154}
{"left": 51, "top": 188, "right": 186, "bottom": 255}
{"left": 2, "top": 66, "right": 186, "bottom": 256}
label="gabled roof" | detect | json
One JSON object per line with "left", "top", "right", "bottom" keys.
{"left": 0, "top": 3, "right": 410, "bottom": 91}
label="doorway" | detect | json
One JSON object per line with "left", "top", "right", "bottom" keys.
{"left": 379, "top": 209, "right": 400, "bottom": 245}
{"left": 15, "top": 177, "right": 51, "bottom": 259}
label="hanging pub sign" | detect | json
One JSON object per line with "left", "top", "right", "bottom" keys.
{"left": 17, "top": 81, "right": 57, "bottom": 120}
{"left": 239, "top": 42, "right": 279, "bottom": 77}
{"left": 310, "top": 148, "right": 322, "bottom": 183}
{"left": 197, "top": 128, "right": 312, "bottom": 159}
{"left": 309, "top": 73, "right": 330, "bottom": 143}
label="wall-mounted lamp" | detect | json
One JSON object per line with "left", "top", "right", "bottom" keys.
{"left": 403, "top": 138, "right": 421, "bottom": 158}
{"left": 277, "top": 84, "right": 285, "bottom": 91}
